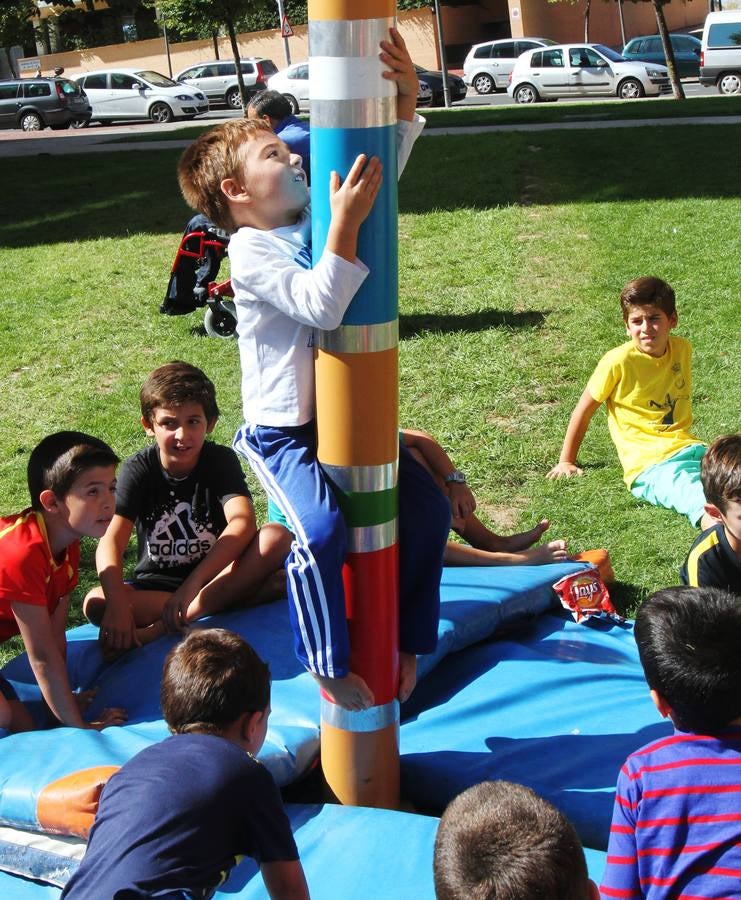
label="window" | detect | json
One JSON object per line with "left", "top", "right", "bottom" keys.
{"left": 517, "top": 41, "right": 542, "bottom": 55}
{"left": 24, "top": 82, "right": 51, "bottom": 97}
{"left": 0, "top": 83, "right": 19, "bottom": 100}
{"left": 645, "top": 38, "right": 662, "bottom": 53}
{"left": 541, "top": 49, "right": 564, "bottom": 68}
{"left": 82, "top": 74, "right": 107, "bottom": 90}
{"left": 111, "top": 73, "right": 140, "bottom": 90}
{"left": 239, "top": 62, "right": 256, "bottom": 74}
{"left": 217, "top": 63, "right": 237, "bottom": 76}
{"left": 707, "top": 23, "right": 741, "bottom": 47}
{"left": 530, "top": 51, "right": 543, "bottom": 67}
{"left": 473, "top": 45, "right": 492, "bottom": 59}
{"left": 491, "top": 42, "right": 516, "bottom": 59}
{"left": 293, "top": 64, "right": 309, "bottom": 80}
{"left": 59, "top": 79, "right": 80, "bottom": 95}
{"left": 629, "top": 40, "right": 645, "bottom": 53}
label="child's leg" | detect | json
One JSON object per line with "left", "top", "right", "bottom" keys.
{"left": 181, "top": 523, "right": 292, "bottom": 622}
{"left": 443, "top": 538, "right": 569, "bottom": 567}
{"left": 397, "top": 444, "right": 451, "bottom": 701}
{"left": 83, "top": 584, "right": 173, "bottom": 628}
{"left": 234, "top": 422, "right": 352, "bottom": 680}
{"left": 453, "top": 514, "right": 551, "bottom": 553}
{"left": 630, "top": 444, "right": 707, "bottom": 526}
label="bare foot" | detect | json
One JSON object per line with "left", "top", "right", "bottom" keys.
{"left": 498, "top": 518, "right": 551, "bottom": 553}
{"left": 312, "top": 671, "right": 375, "bottom": 711}
{"left": 520, "top": 539, "right": 569, "bottom": 565}
{"left": 398, "top": 652, "right": 417, "bottom": 703}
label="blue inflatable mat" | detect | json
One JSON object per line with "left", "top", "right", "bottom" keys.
{"left": 0, "top": 562, "right": 586, "bottom": 836}
{"left": 400, "top": 610, "right": 670, "bottom": 850}
{"left": 0, "top": 805, "right": 607, "bottom": 898}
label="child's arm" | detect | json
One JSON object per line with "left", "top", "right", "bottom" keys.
{"left": 402, "top": 428, "right": 476, "bottom": 521}
{"left": 380, "top": 26, "right": 418, "bottom": 123}
{"left": 260, "top": 860, "right": 310, "bottom": 900}
{"left": 11, "top": 600, "right": 126, "bottom": 729}
{"left": 161, "top": 495, "right": 257, "bottom": 632}
{"left": 96, "top": 514, "right": 140, "bottom": 651}
{"left": 546, "top": 388, "right": 601, "bottom": 478}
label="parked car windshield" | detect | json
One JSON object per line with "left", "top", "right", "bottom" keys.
{"left": 135, "top": 71, "right": 177, "bottom": 87}
{"left": 593, "top": 45, "right": 625, "bottom": 62}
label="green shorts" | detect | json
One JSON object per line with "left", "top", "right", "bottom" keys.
{"left": 630, "top": 443, "right": 707, "bottom": 526}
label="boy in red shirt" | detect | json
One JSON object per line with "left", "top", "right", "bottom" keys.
{"left": 0, "top": 431, "right": 127, "bottom": 732}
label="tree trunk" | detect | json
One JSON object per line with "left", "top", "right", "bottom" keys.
{"left": 226, "top": 18, "right": 248, "bottom": 116}
{"left": 652, "top": 0, "right": 685, "bottom": 99}
{"left": 584, "top": 0, "right": 591, "bottom": 42}
{"left": 212, "top": 32, "right": 219, "bottom": 60}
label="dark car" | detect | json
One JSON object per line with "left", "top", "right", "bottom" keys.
{"left": 622, "top": 33, "right": 701, "bottom": 79}
{"left": 0, "top": 76, "right": 91, "bottom": 131}
{"left": 415, "top": 65, "right": 467, "bottom": 106}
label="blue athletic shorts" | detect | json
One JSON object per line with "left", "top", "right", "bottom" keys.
{"left": 0, "top": 674, "right": 18, "bottom": 702}
{"left": 630, "top": 443, "right": 707, "bottom": 526}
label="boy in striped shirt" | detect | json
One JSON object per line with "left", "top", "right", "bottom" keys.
{"left": 601, "top": 586, "right": 741, "bottom": 899}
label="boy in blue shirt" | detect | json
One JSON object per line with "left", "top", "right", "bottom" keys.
{"left": 62, "top": 628, "right": 307, "bottom": 899}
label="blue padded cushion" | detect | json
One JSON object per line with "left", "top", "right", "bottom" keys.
{"left": 400, "top": 611, "right": 672, "bottom": 850}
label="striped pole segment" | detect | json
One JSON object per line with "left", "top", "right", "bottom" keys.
{"left": 309, "top": 0, "right": 401, "bottom": 808}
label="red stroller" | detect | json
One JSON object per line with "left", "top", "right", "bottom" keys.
{"left": 161, "top": 214, "right": 237, "bottom": 338}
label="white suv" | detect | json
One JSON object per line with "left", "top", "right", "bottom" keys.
{"left": 463, "top": 38, "right": 556, "bottom": 93}
{"left": 175, "top": 58, "right": 278, "bottom": 109}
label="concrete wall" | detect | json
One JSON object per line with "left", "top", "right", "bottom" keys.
{"left": 509, "top": 0, "right": 708, "bottom": 46}
{"left": 19, "top": 8, "right": 439, "bottom": 79}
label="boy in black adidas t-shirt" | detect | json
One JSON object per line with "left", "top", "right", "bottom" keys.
{"left": 85, "top": 362, "right": 291, "bottom": 652}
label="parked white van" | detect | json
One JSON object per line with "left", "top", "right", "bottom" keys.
{"left": 700, "top": 11, "right": 741, "bottom": 94}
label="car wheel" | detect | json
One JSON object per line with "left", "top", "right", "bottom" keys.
{"left": 69, "top": 118, "right": 89, "bottom": 129}
{"left": 717, "top": 72, "right": 741, "bottom": 95}
{"left": 225, "top": 86, "right": 243, "bottom": 109}
{"left": 514, "top": 83, "right": 539, "bottom": 104}
{"left": 472, "top": 72, "right": 495, "bottom": 95}
{"left": 204, "top": 300, "right": 237, "bottom": 339}
{"left": 150, "top": 102, "right": 173, "bottom": 124}
{"left": 282, "top": 93, "right": 300, "bottom": 115}
{"left": 618, "top": 78, "right": 645, "bottom": 99}
{"left": 19, "top": 111, "right": 43, "bottom": 131}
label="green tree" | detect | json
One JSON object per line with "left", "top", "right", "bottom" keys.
{"left": 157, "top": 0, "right": 275, "bottom": 111}
{"left": 0, "top": 1, "right": 36, "bottom": 76}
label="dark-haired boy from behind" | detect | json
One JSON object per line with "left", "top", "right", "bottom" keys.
{"left": 433, "top": 780, "right": 599, "bottom": 900}
{"left": 86, "top": 361, "right": 291, "bottom": 653}
{"left": 61, "top": 628, "right": 309, "bottom": 899}
{"left": 0, "top": 431, "right": 127, "bottom": 732}
{"left": 601, "top": 586, "right": 741, "bottom": 899}
{"left": 681, "top": 434, "right": 741, "bottom": 593}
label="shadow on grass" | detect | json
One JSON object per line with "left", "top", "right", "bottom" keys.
{"left": 400, "top": 308, "right": 547, "bottom": 338}
{"left": 1, "top": 124, "right": 739, "bottom": 248}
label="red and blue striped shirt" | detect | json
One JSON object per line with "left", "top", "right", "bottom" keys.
{"left": 601, "top": 728, "right": 741, "bottom": 899}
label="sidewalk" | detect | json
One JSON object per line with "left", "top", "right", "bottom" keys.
{"left": 0, "top": 114, "right": 739, "bottom": 158}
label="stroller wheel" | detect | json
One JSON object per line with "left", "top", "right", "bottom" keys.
{"left": 204, "top": 300, "right": 237, "bottom": 339}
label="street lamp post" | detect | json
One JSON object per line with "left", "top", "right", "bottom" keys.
{"left": 276, "top": 0, "right": 292, "bottom": 67}
{"left": 432, "top": 0, "right": 451, "bottom": 108}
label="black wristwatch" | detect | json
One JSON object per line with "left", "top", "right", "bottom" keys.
{"left": 444, "top": 470, "right": 466, "bottom": 485}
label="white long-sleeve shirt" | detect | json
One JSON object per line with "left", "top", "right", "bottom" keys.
{"left": 230, "top": 115, "right": 424, "bottom": 428}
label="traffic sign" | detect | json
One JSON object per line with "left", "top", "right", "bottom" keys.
{"left": 281, "top": 15, "right": 293, "bottom": 38}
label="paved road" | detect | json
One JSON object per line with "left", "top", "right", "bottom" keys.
{"left": 0, "top": 82, "right": 733, "bottom": 158}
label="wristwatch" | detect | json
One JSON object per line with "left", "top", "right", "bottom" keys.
{"left": 444, "top": 470, "right": 466, "bottom": 485}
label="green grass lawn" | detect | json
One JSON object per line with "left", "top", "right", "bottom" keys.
{"left": 0, "top": 117, "right": 739, "bottom": 664}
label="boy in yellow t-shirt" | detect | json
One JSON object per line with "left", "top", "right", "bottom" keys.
{"left": 547, "top": 276, "right": 709, "bottom": 526}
